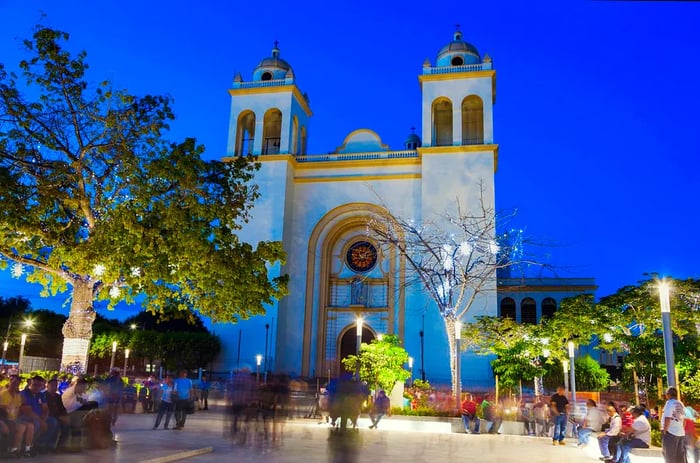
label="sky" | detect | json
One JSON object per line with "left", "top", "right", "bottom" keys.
{"left": 0, "top": 0, "right": 699, "bottom": 327}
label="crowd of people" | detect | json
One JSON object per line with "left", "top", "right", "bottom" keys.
{"left": 457, "top": 385, "right": 698, "bottom": 463}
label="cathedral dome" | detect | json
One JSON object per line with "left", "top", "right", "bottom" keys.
{"left": 405, "top": 130, "right": 422, "bottom": 149}
{"left": 253, "top": 43, "right": 294, "bottom": 81}
{"left": 436, "top": 30, "right": 481, "bottom": 67}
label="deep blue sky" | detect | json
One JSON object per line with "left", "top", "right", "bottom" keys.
{"left": 1, "top": 0, "right": 699, "bottom": 321}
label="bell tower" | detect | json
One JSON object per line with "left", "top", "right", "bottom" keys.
{"left": 419, "top": 28, "right": 495, "bottom": 147}
{"left": 226, "top": 42, "right": 312, "bottom": 157}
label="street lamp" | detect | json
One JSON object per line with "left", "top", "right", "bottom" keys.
{"left": 110, "top": 341, "right": 117, "bottom": 371}
{"left": 408, "top": 356, "right": 414, "bottom": 386}
{"left": 355, "top": 317, "right": 363, "bottom": 380}
{"left": 1, "top": 341, "right": 7, "bottom": 367}
{"left": 455, "top": 320, "right": 462, "bottom": 405}
{"left": 562, "top": 359, "right": 569, "bottom": 393}
{"left": 124, "top": 348, "right": 130, "bottom": 374}
{"left": 659, "top": 280, "right": 677, "bottom": 388}
{"left": 18, "top": 333, "right": 27, "bottom": 373}
{"left": 256, "top": 354, "right": 262, "bottom": 384}
{"left": 568, "top": 341, "right": 577, "bottom": 409}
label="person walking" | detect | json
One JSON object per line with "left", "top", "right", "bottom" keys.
{"left": 368, "top": 390, "right": 390, "bottom": 429}
{"left": 153, "top": 376, "right": 174, "bottom": 430}
{"left": 550, "top": 386, "right": 569, "bottom": 445}
{"left": 199, "top": 375, "right": 210, "bottom": 411}
{"left": 172, "top": 370, "right": 193, "bottom": 430}
{"left": 661, "top": 387, "right": 686, "bottom": 463}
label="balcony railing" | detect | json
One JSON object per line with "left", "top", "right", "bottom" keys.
{"left": 295, "top": 150, "right": 418, "bottom": 163}
{"left": 263, "top": 137, "right": 281, "bottom": 155}
{"left": 423, "top": 62, "right": 493, "bottom": 75}
{"left": 232, "top": 78, "right": 289, "bottom": 89}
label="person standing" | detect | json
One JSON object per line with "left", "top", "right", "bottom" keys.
{"left": 172, "top": 370, "right": 193, "bottom": 430}
{"left": 104, "top": 368, "right": 124, "bottom": 426}
{"left": 550, "top": 386, "right": 569, "bottom": 445}
{"left": 661, "top": 387, "right": 686, "bottom": 463}
{"left": 461, "top": 393, "right": 480, "bottom": 434}
{"left": 199, "top": 375, "right": 210, "bottom": 410}
{"left": 368, "top": 390, "right": 390, "bottom": 429}
{"left": 153, "top": 376, "right": 174, "bottom": 430}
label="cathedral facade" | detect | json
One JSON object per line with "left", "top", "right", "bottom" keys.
{"left": 214, "top": 31, "right": 595, "bottom": 388}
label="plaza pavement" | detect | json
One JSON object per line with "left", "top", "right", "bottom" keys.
{"left": 26, "top": 406, "right": 664, "bottom": 463}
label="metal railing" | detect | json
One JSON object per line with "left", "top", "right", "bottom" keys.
{"left": 423, "top": 62, "right": 493, "bottom": 75}
{"left": 295, "top": 150, "right": 418, "bottom": 163}
{"left": 263, "top": 137, "right": 281, "bottom": 155}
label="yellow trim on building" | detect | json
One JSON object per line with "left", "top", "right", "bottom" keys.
{"left": 418, "top": 70, "right": 497, "bottom": 103}
{"left": 296, "top": 173, "right": 421, "bottom": 183}
{"left": 228, "top": 85, "right": 313, "bottom": 117}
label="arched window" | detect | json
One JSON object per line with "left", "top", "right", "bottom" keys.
{"left": 235, "top": 111, "right": 255, "bottom": 156}
{"left": 521, "top": 297, "right": 537, "bottom": 324}
{"left": 432, "top": 98, "right": 453, "bottom": 146}
{"left": 542, "top": 298, "right": 557, "bottom": 319}
{"left": 462, "top": 95, "right": 483, "bottom": 145}
{"left": 500, "top": 298, "right": 516, "bottom": 320}
{"left": 291, "top": 116, "right": 299, "bottom": 155}
{"left": 300, "top": 126, "right": 307, "bottom": 155}
{"left": 262, "top": 109, "right": 282, "bottom": 154}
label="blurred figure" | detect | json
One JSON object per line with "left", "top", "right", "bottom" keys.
{"left": 20, "top": 375, "right": 60, "bottom": 454}
{"left": 173, "top": 370, "right": 193, "bottom": 430}
{"left": 533, "top": 396, "right": 550, "bottom": 437}
{"left": 45, "top": 378, "right": 71, "bottom": 452}
{"left": 368, "top": 390, "right": 390, "bottom": 430}
{"left": 104, "top": 367, "right": 124, "bottom": 426}
{"left": 0, "top": 374, "right": 35, "bottom": 457}
{"left": 577, "top": 399, "right": 604, "bottom": 447}
{"left": 461, "top": 393, "right": 480, "bottom": 434}
{"left": 317, "top": 387, "right": 330, "bottom": 425}
{"left": 480, "top": 393, "right": 502, "bottom": 434}
{"left": 684, "top": 406, "right": 699, "bottom": 463}
{"left": 199, "top": 374, "right": 210, "bottom": 410}
{"left": 153, "top": 375, "right": 174, "bottom": 430}
{"left": 516, "top": 400, "right": 533, "bottom": 436}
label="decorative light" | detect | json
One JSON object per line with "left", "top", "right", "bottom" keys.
{"left": 489, "top": 240, "right": 500, "bottom": 255}
{"left": 603, "top": 333, "right": 613, "bottom": 343}
{"left": 11, "top": 262, "right": 24, "bottom": 278}
{"left": 542, "top": 349, "right": 551, "bottom": 358}
{"left": 455, "top": 321, "right": 462, "bottom": 340}
{"left": 112, "top": 341, "right": 118, "bottom": 353}
{"left": 659, "top": 281, "right": 671, "bottom": 313}
{"left": 109, "top": 286, "right": 121, "bottom": 298}
{"left": 377, "top": 334, "right": 383, "bottom": 341}
{"left": 458, "top": 241, "right": 472, "bottom": 257}
{"left": 256, "top": 354, "right": 262, "bottom": 366}
{"left": 130, "top": 267, "right": 141, "bottom": 278}
{"left": 443, "top": 256, "right": 454, "bottom": 271}
{"left": 125, "top": 348, "right": 130, "bottom": 359}
{"left": 93, "top": 264, "right": 106, "bottom": 277}
{"left": 356, "top": 317, "right": 364, "bottom": 336}
{"left": 408, "top": 357, "right": 414, "bottom": 368}
{"left": 540, "top": 337, "right": 550, "bottom": 346}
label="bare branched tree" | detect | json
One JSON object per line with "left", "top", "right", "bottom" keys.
{"left": 367, "top": 182, "right": 545, "bottom": 396}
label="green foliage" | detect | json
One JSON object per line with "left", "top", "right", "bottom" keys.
{"left": 341, "top": 334, "right": 410, "bottom": 393}
{"left": 683, "top": 369, "right": 700, "bottom": 403}
{"left": 573, "top": 355, "right": 610, "bottom": 391}
{"left": 390, "top": 406, "right": 456, "bottom": 417}
{"left": 0, "top": 26, "right": 287, "bottom": 329}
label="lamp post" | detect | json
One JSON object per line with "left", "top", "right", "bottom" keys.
{"left": 110, "top": 341, "right": 117, "bottom": 371}
{"left": 264, "top": 323, "right": 270, "bottom": 384}
{"left": 256, "top": 354, "right": 262, "bottom": 384}
{"left": 408, "top": 356, "right": 414, "bottom": 386}
{"left": 455, "top": 320, "right": 462, "bottom": 405}
{"left": 659, "top": 281, "right": 677, "bottom": 388}
{"left": 124, "top": 348, "right": 130, "bottom": 374}
{"left": 18, "top": 333, "right": 27, "bottom": 373}
{"left": 562, "top": 359, "right": 569, "bottom": 393}
{"left": 355, "top": 317, "right": 363, "bottom": 381}
{"left": 568, "top": 341, "right": 577, "bottom": 408}
{"left": 419, "top": 326, "right": 425, "bottom": 381}
{"left": 1, "top": 341, "right": 7, "bottom": 367}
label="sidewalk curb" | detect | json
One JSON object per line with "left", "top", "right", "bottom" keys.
{"left": 138, "top": 447, "right": 213, "bottom": 463}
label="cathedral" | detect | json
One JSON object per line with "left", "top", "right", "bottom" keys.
{"left": 213, "top": 31, "right": 596, "bottom": 388}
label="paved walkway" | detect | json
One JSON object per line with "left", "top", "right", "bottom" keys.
{"left": 26, "top": 407, "right": 664, "bottom": 463}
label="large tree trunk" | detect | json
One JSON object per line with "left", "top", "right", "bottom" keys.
{"left": 60, "top": 280, "right": 97, "bottom": 373}
{"left": 444, "top": 317, "right": 458, "bottom": 401}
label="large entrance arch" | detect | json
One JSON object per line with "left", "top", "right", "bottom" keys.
{"left": 338, "top": 327, "right": 375, "bottom": 374}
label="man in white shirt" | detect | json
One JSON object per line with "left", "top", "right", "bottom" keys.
{"left": 618, "top": 407, "right": 651, "bottom": 463}
{"left": 598, "top": 404, "right": 622, "bottom": 461}
{"left": 661, "top": 387, "right": 686, "bottom": 463}
{"left": 577, "top": 399, "right": 605, "bottom": 447}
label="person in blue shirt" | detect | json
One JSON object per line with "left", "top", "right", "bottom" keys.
{"left": 199, "top": 375, "right": 210, "bottom": 411}
{"left": 153, "top": 376, "right": 174, "bottom": 429}
{"left": 172, "top": 370, "right": 193, "bottom": 429}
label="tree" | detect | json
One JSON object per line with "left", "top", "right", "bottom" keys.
{"left": 0, "top": 27, "right": 287, "bottom": 371}
{"left": 341, "top": 334, "right": 410, "bottom": 394}
{"left": 463, "top": 316, "right": 548, "bottom": 394}
{"left": 367, "top": 185, "right": 542, "bottom": 398}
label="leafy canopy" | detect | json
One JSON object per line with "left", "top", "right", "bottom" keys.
{"left": 0, "top": 26, "right": 287, "bottom": 321}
